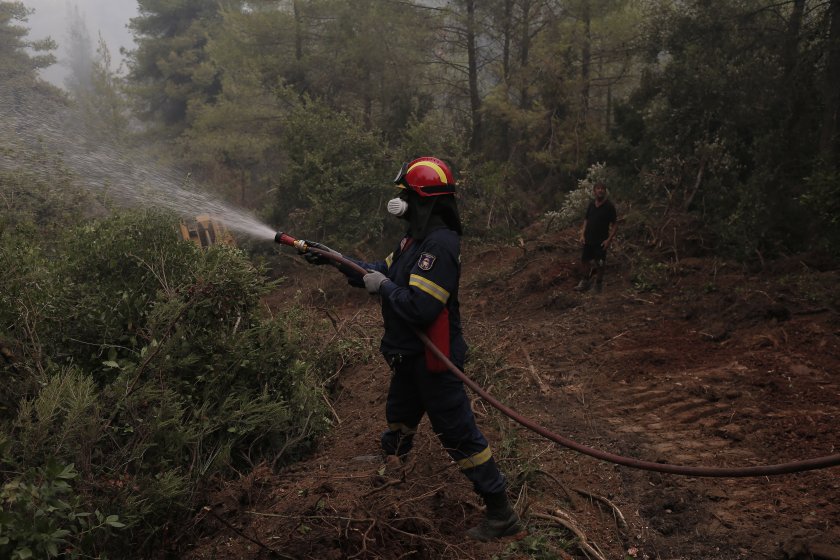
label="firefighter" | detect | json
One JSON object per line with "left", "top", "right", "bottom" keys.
{"left": 300, "top": 157, "right": 523, "bottom": 541}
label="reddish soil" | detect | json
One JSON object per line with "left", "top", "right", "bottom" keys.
{"left": 183, "top": 229, "right": 840, "bottom": 560}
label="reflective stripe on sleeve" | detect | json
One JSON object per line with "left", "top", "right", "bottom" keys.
{"left": 385, "top": 252, "right": 394, "bottom": 269}
{"left": 457, "top": 446, "right": 493, "bottom": 470}
{"left": 409, "top": 274, "right": 450, "bottom": 304}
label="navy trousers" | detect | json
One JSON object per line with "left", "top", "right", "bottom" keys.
{"left": 380, "top": 355, "right": 506, "bottom": 495}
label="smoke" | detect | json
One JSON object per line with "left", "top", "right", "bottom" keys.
{"left": 25, "top": 0, "right": 138, "bottom": 87}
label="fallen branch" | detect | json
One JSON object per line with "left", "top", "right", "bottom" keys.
{"left": 531, "top": 510, "right": 608, "bottom": 560}
{"left": 362, "top": 475, "right": 405, "bottom": 497}
{"left": 203, "top": 506, "right": 295, "bottom": 560}
{"left": 599, "top": 330, "right": 629, "bottom": 347}
{"left": 322, "top": 392, "right": 342, "bottom": 424}
{"left": 523, "top": 347, "right": 550, "bottom": 395}
{"left": 346, "top": 517, "right": 376, "bottom": 559}
{"left": 573, "top": 486, "right": 628, "bottom": 528}
{"left": 531, "top": 469, "right": 579, "bottom": 509}
{"left": 384, "top": 521, "right": 471, "bottom": 557}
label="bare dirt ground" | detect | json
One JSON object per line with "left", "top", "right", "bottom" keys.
{"left": 183, "top": 228, "right": 839, "bottom": 560}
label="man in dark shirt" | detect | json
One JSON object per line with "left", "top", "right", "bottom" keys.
{"left": 575, "top": 181, "right": 618, "bottom": 293}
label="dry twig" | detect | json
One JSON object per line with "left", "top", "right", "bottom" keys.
{"left": 573, "top": 486, "right": 628, "bottom": 529}
{"left": 531, "top": 469, "right": 580, "bottom": 510}
{"left": 523, "top": 347, "right": 550, "bottom": 395}
{"left": 203, "top": 506, "right": 295, "bottom": 560}
{"left": 531, "top": 510, "right": 608, "bottom": 560}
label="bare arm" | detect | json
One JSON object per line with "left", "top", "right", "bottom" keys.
{"left": 602, "top": 221, "right": 618, "bottom": 248}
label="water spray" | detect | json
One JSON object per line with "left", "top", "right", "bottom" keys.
{"left": 1, "top": 84, "right": 276, "bottom": 242}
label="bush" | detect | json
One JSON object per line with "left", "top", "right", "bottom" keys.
{"left": 545, "top": 162, "right": 611, "bottom": 230}
{"left": 0, "top": 209, "right": 334, "bottom": 557}
{"left": 272, "top": 100, "right": 392, "bottom": 249}
{"left": 0, "top": 458, "right": 122, "bottom": 560}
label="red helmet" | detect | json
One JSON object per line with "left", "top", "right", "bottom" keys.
{"left": 393, "top": 157, "right": 456, "bottom": 197}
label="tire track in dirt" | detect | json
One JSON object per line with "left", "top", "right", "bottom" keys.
{"left": 546, "top": 293, "right": 840, "bottom": 559}
{"left": 592, "top": 376, "right": 755, "bottom": 465}
{"left": 476, "top": 271, "right": 839, "bottom": 559}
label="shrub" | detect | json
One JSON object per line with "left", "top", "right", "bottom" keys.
{"left": 1, "top": 209, "right": 333, "bottom": 557}
{"left": 0, "top": 458, "right": 122, "bottom": 560}
{"left": 545, "top": 162, "right": 610, "bottom": 230}
{"left": 272, "top": 100, "right": 391, "bottom": 248}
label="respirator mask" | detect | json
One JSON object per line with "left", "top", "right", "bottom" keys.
{"left": 387, "top": 195, "right": 409, "bottom": 217}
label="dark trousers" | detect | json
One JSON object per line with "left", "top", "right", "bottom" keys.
{"left": 381, "top": 354, "right": 506, "bottom": 495}
{"left": 581, "top": 242, "right": 607, "bottom": 265}
{"left": 580, "top": 243, "right": 607, "bottom": 283}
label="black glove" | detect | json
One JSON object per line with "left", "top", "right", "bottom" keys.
{"left": 299, "top": 240, "right": 339, "bottom": 266}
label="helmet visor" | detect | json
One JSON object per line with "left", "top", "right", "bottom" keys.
{"left": 392, "top": 162, "right": 409, "bottom": 186}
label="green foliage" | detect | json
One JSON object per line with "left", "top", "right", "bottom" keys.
{"left": 630, "top": 256, "right": 670, "bottom": 293}
{"left": 13, "top": 368, "right": 101, "bottom": 468}
{"left": 273, "top": 100, "right": 391, "bottom": 247}
{"left": 0, "top": 208, "right": 335, "bottom": 557}
{"left": 0, "top": 1, "right": 57, "bottom": 82}
{"left": 68, "top": 35, "right": 131, "bottom": 144}
{"left": 799, "top": 169, "right": 840, "bottom": 257}
{"left": 107, "top": 0, "right": 840, "bottom": 261}
{"left": 127, "top": 0, "right": 230, "bottom": 135}
{"left": 0, "top": 150, "right": 101, "bottom": 236}
{"left": 458, "top": 159, "right": 525, "bottom": 239}
{"left": 545, "top": 162, "right": 610, "bottom": 230}
{"left": 32, "top": 211, "right": 197, "bottom": 372}
{"left": 398, "top": 110, "right": 466, "bottom": 164}
{"left": 493, "top": 529, "right": 574, "bottom": 560}
{"left": 609, "top": 0, "right": 839, "bottom": 260}
{"left": 0, "top": 459, "right": 121, "bottom": 559}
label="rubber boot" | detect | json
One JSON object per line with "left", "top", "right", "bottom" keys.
{"left": 372, "top": 454, "right": 409, "bottom": 486}
{"left": 466, "top": 491, "right": 523, "bottom": 541}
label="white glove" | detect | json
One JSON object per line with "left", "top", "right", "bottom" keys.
{"left": 363, "top": 271, "right": 389, "bottom": 294}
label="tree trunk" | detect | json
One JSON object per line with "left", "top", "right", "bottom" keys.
{"left": 819, "top": 0, "right": 840, "bottom": 169}
{"left": 501, "top": 0, "right": 514, "bottom": 159}
{"left": 293, "top": 0, "right": 303, "bottom": 62}
{"left": 503, "top": 0, "right": 513, "bottom": 81}
{"left": 466, "top": 0, "right": 483, "bottom": 152}
{"left": 518, "top": 0, "right": 532, "bottom": 110}
{"left": 580, "top": 0, "right": 591, "bottom": 124}
{"left": 288, "top": 0, "right": 307, "bottom": 94}
{"left": 781, "top": 0, "right": 806, "bottom": 163}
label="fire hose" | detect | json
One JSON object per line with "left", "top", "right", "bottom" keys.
{"left": 275, "top": 232, "right": 840, "bottom": 477}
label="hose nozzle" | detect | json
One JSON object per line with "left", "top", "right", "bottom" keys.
{"left": 274, "top": 232, "right": 307, "bottom": 252}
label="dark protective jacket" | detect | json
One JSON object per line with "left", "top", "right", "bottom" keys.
{"left": 343, "top": 226, "right": 467, "bottom": 367}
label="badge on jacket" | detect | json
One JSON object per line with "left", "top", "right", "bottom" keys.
{"left": 418, "top": 252, "right": 436, "bottom": 271}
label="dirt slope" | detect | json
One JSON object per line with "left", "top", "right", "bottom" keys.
{"left": 183, "top": 229, "right": 840, "bottom": 560}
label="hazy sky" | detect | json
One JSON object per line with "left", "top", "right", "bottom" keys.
{"left": 23, "top": 0, "right": 138, "bottom": 86}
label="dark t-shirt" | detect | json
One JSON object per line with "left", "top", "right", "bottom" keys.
{"left": 584, "top": 199, "right": 617, "bottom": 245}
